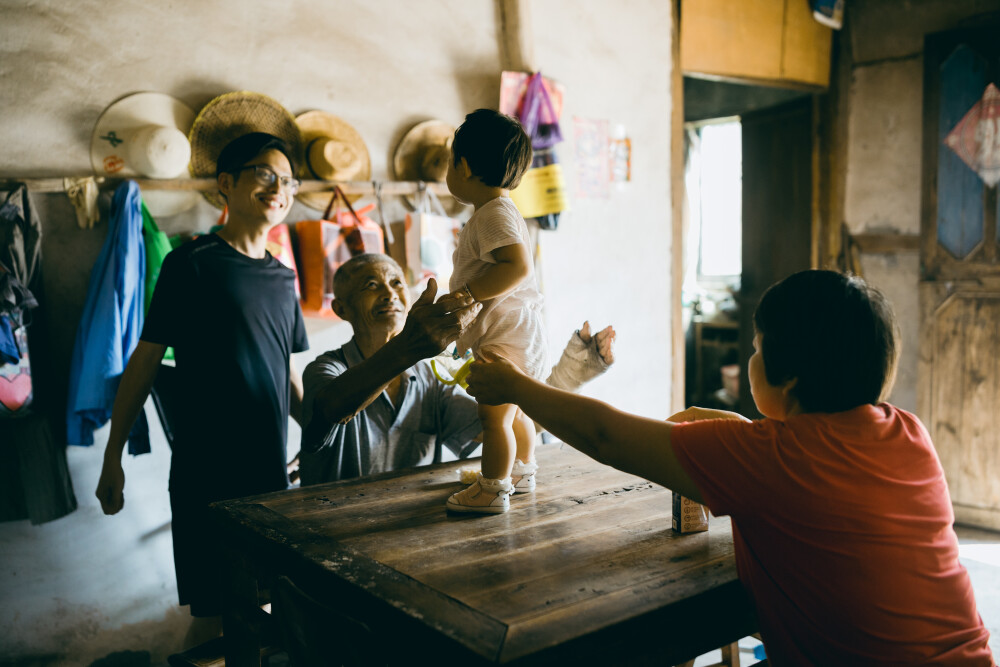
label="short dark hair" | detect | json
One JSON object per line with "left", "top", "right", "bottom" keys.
{"left": 332, "top": 253, "right": 402, "bottom": 301}
{"left": 451, "top": 109, "right": 533, "bottom": 189}
{"left": 215, "top": 132, "right": 298, "bottom": 178}
{"left": 753, "top": 270, "right": 899, "bottom": 413}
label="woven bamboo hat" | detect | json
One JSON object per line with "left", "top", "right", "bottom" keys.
{"left": 188, "top": 91, "right": 302, "bottom": 209}
{"left": 392, "top": 119, "right": 455, "bottom": 183}
{"left": 91, "top": 91, "right": 200, "bottom": 217}
{"left": 295, "top": 110, "right": 371, "bottom": 211}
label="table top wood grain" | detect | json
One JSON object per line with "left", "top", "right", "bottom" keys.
{"left": 211, "top": 444, "right": 756, "bottom": 665}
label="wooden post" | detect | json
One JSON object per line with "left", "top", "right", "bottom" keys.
{"left": 671, "top": 0, "right": 686, "bottom": 414}
{"left": 497, "top": 0, "right": 536, "bottom": 73}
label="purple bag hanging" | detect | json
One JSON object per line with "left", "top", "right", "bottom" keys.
{"left": 519, "top": 73, "right": 563, "bottom": 150}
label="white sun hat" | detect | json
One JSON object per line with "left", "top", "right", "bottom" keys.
{"left": 90, "top": 91, "right": 200, "bottom": 217}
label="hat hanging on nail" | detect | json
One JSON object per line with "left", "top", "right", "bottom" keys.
{"left": 295, "top": 110, "right": 371, "bottom": 211}
{"left": 188, "top": 91, "right": 302, "bottom": 209}
{"left": 91, "top": 91, "right": 200, "bottom": 217}
{"left": 393, "top": 119, "right": 455, "bottom": 184}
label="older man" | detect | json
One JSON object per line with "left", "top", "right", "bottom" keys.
{"left": 300, "top": 253, "right": 614, "bottom": 485}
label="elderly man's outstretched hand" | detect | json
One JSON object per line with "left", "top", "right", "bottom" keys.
{"left": 398, "top": 278, "right": 482, "bottom": 360}
{"left": 466, "top": 349, "right": 525, "bottom": 406}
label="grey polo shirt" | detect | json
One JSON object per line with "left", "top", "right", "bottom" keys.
{"left": 300, "top": 338, "right": 482, "bottom": 485}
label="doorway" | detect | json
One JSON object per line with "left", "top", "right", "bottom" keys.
{"left": 681, "top": 77, "right": 814, "bottom": 417}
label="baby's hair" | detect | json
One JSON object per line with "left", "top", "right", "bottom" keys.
{"left": 452, "top": 109, "right": 533, "bottom": 189}
{"left": 216, "top": 132, "right": 298, "bottom": 178}
{"left": 753, "top": 270, "right": 899, "bottom": 413}
{"left": 332, "top": 253, "right": 403, "bottom": 301}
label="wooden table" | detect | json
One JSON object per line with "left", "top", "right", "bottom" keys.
{"left": 211, "top": 445, "right": 757, "bottom": 666}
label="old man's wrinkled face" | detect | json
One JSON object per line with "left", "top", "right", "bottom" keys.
{"left": 337, "top": 260, "right": 411, "bottom": 334}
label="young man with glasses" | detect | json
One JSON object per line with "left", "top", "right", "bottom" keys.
{"left": 94, "top": 133, "right": 310, "bottom": 647}
{"left": 95, "top": 132, "right": 482, "bottom": 648}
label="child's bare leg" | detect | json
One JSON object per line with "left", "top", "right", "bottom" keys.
{"left": 479, "top": 402, "right": 518, "bottom": 479}
{"left": 511, "top": 408, "right": 539, "bottom": 493}
{"left": 446, "top": 403, "right": 517, "bottom": 513}
{"left": 513, "top": 408, "right": 536, "bottom": 463}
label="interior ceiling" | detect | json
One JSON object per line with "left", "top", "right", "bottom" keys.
{"left": 684, "top": 76, "right": 810, "bottom": 122}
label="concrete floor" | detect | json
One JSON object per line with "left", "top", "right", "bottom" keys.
{"left": 691, "top": 525, "right": 1000, "bottom": 665}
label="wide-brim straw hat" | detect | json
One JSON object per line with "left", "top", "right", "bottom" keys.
{"left": 295, "top": 110, "right": 371, "bottom": 211}
{"left": 91, "top": 91, "right": 200, "bottom": 217}
{"left": 392, "top": 119, "right": 455, "bottom": 184}
{"left": 188, "top": 91, "right": 302, "bottom": 209}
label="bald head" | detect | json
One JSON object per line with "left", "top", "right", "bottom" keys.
{"left": 332, "top": 254, "right": 404, "bottom": 301}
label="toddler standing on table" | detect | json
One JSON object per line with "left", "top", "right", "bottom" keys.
{"left": 444, "top": 109, "right": 545, "bottom": 514}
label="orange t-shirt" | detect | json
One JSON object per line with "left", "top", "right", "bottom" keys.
{"left": 672, "top": 404, "right": 994, "bottom": 666}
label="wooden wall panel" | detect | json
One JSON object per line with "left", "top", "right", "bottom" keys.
{"left": 680, "top": 0, "right": 832, "bottom": 89}
{"left": 926, "top": 291, "right": 1000, "bottom": 527}
{"left": 956, "top": 296, "right": 1000, "bottom": 514}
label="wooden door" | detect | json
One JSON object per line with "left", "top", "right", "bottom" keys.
{"left": 739, "top": 97, "right": 815, "bottom": 418}
{"left": 919, "top": 27, "right": 1000, "bottom": 530}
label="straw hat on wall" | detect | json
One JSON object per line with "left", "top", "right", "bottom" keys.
{"left": 188, "top": 91, "right": 302, "bottom": 209}
{"left": 90, "top": 91, "right": 199, "bottom": 217}
{"left": 295, "top": 110, "right": 371, "bottom": 210}
{"left": 392, "top": 119, "right": 454, "bottom": 184}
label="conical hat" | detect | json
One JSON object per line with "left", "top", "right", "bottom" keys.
{"left": 188, "top": 91, "right": 302, "bottom": 209}
{"left": 91, "top": 91, "right": 200, "bottom": 217}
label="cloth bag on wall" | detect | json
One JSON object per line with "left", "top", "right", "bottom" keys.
{"left": 295, "top": 186, "right": 384, "bottom": 318}
{"left": 416, "top": 188, "right": 461, "bottom": 296}
{"left": 0, "top": 274, "right": 35, "bottom": 416}
{"left": 389, "top": 187, "right": 460, "bottom": 292}
{"left": 505, "top": 72, "right": 568, "bottom": 230}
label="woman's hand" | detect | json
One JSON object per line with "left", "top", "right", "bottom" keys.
{"left": 465, "top": 349, "right": 527, "bottom": 406}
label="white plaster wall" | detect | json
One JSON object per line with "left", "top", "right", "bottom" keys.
{"left": 843, "top": 56, "right": 923, "bottom": 237}
{"left": 0, "top": 1, "right": 674, "bottom": 664}
{"left": 530, "top": 0, "right": 672, "bottom": 418}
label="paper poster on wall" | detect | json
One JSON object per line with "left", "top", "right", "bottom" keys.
{"left": 944, "top": 82, "right": 1000, "bottom": 187}
{"left": 573, "top": 117, "right": 609, "bottom": 199}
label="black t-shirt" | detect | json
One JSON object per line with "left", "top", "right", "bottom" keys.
{"left": 141, "top": 234, "right": 308, "bottom": 503}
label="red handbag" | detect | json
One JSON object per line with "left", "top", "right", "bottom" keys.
{"left": 295, "top": 186, "right": 385, "bottom": 318}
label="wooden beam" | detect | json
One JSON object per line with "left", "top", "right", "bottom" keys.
{"left": 0, "top": 178, "right": 451, "bottom": 197}
{"left": 851, "top": 233, "right": 921, "bottom": 254}
{"left": 497, "top": 0, "right": 535, "bottom": 73}
{"left": 671, "top": 0, "right": 686, "bottom": 414}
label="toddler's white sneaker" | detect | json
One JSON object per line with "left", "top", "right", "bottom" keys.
{"left": 510, "top": 458, "right": 538, "bottom": 493}
{"left": 446, "top": 474, "right": 512, "bottom": 514}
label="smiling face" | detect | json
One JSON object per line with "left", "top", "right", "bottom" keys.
{"left": 218, "top": 149, "right": 295, "bottom": 228}
{"left": 332, "top": 258, "right": 411, "bottom": 337}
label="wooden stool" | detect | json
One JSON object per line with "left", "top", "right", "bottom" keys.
{"left": 676, "top": 641, "right": 742, "bottom": 667}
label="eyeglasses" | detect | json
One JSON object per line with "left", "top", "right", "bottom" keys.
{"left": 236, "top": 164, "right": 301, "bottom": 195}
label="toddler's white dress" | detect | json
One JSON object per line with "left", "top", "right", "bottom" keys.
{"left": 450, "top": 196, "right": 547, "bottom": 379}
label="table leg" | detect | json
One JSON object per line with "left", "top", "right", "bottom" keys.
{"left": 222, "top": 547, "right": 265, "bottom": 667}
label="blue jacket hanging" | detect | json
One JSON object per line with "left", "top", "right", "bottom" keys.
{"left": 66, "top": 181, "right": 149, "bottom": 452}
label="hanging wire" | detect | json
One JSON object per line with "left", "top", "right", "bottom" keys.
{"left": 373, "top": 180, "right": 393, "bottom": 245}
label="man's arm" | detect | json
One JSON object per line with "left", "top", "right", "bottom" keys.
{"left": 289, "top": 356, "right": 304, "bottom": 426}
{"left": 466, "top": 354, "right": 705, "bottom": 502}
{"left": 312, "top": 279, "right": 481, "bottom": 426}
{"left": 95, "top": 340, "right": 167, "bottom": 515}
